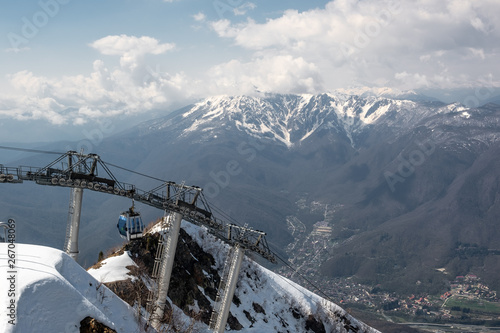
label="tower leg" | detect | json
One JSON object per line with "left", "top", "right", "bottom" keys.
{"left": 151, "top": 211, "right": 182, "bottom": 330}
{"left": 64, "top": 187, "right": 83, "bottom": 261}
{"left": 212, "top": 244, "right": 245, "bottom": 333}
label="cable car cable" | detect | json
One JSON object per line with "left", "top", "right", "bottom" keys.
{"left": 1, "top": 145, "right": 281, "bottom": 264}
{"left": 193, "top": 205, "right": 339, "bottom": 306}
{"left": 206, "top": 202, "right": 243, "bottom": 228}
{"left": 0, "top": 145, "right": 64, "bottom": 155}
{"left": 102, "top": 160, "right": 168, "bottom": 183}
{"left": 198, "top": 200, "right": 334, "bottom": 302}
{"left": 271, "top": 249, "right": 335, "bottom": 303}
{"left": 275, "top": 259, "right": 334, "bottom": 305}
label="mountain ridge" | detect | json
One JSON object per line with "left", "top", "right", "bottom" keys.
{"left": 140, "top": 93, "right": 420, "bottom": 148}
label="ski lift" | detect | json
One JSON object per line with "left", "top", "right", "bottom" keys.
{"left": 117, "top": 200, "right": 145, "bottom": 241}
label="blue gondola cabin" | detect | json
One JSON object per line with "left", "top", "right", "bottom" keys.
{"left": 117, "top": 205, "right": 145, "bottom": 241}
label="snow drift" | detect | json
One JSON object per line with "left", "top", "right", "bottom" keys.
{"left": 0, "top": 243, "right": 147, "bottom": 333}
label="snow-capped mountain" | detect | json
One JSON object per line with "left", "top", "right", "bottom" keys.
{"left": 142, "top": 93, "right": 420, "bottom": 147}
{"left": 140, "top": 93, "right": 497, "bottom": 150}
{"left": 99, "top": 94, "right": 500, "bottom": 297}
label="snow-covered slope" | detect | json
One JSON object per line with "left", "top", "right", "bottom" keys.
{"left": 88, "top": 251, "right": 138, "bottom": 283}
{"left": 89, "top": 221, "right": 380, "bottom": 333}
{"left": 0, "top": 227, "right": 379, "bottom": 332}
{"left": 180, "top": 222, "right": 380, "bottom": 333}
{"left": 0, "top": 243, "right": 148, "bottom": 333}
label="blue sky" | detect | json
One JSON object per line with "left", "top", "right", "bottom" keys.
{"left": 0, "top": 0, "right": 499, "bottom": 143}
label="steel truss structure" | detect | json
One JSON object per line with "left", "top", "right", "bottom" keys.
{"left": 0, "top": 150, "right": 276, "bottom": 263}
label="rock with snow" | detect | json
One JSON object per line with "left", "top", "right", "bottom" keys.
{"left": 182, "top": 222, "right": 379, "bottom": 333}
{"left": 88, "top": 251, "right": 138, "bottom": 284}
{"left": 101, "top": 220, "right": 380, "bottom": 333}
{"left": 139, "top": 93, "right": 466, "bottom": 149}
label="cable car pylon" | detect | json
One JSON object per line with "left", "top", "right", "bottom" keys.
{"left": 148, "top": 211, "right": 183, "bottom": 330}
{"left": 209, "top": 242, "right": 245, "bottom": 332}
{"left": 63, "top": 187, "right": 83, "bottom": 260}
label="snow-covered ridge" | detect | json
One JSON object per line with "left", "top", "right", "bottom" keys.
{"left": 179, "top": 93, "right": 417, "bottom": 147}
{"left": 174, "top": 222, "right": 380, "bottom": 333}
{"left": 141, "top": 92, "right": 492, "bottom": 149}
{"left": 84, "top": 221, "right": 380, "bottom": 332}
{"left": 0, "top": 243, "right": 147, "bottom": 333}
{"left": 0, "top": 227, "right": 379, "bottom": 332}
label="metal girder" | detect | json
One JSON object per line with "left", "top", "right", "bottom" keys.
{"left": 0, "top": 165, "right": 23, "bottom": 184}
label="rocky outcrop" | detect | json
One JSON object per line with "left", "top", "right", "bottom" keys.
{"left": 80, "top": 317, "right": 117, "bottom": 333}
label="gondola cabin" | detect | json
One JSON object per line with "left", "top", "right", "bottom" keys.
{"left": 117, "top": 204, "right": 145, "bottom": 241}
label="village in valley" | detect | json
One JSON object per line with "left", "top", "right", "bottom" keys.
{"left": 277, "top": 198, "right": 500, "bottom": 328}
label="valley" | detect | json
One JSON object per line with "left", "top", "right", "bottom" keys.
{"left": 276, "top": 195, "right": 500, "bottom": 331}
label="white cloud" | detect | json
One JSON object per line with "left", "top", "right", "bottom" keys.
{"left": 233, "top": 2, "right": 256, "bottom": 16}
{"left": 4, "top": 47, "right": 31, "bottom": 53}
{"left": 394, "top": 71, "right": 429, "bottom": 89}
{"left": 1, "top": 64, "right": 195, "bottom": 125}
{"left": 210, "top": 0, "right": 500, "bottom": 90}
{"left": 206, "top": 55, "right": 323, "bottom": 95}
{"left": 193, "top": 12, "right": 206, "bottom": 22}
{"left": 468, "top": 48, "right": 485, "bottom": 60}
{"left": 90, "top": 35, "right": 175, "bottom": 70}
{"left": 0, "top": 34, "right": 191, "bottom": 125}
{"left": 0, "top": 94, "right": 66, "bottom": 125}
{"left": 1, "top": 2, "right": 500, "bottom": 127}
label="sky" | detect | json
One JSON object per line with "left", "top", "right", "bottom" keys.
{"left": 0, "top": 0, "right": 499, "bottom": 143}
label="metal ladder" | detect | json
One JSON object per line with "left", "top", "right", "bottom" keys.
{"left": 63, "top": 188, "right": 76, "bottom": 253}
{"left": 146, "top": 213, "right": 173, "bottom": 321}
{"left": 209, "top": 224, "right": 247, "bottom": 331}
{"left": 209, "top": 245, "right": 237, "bottom": 330}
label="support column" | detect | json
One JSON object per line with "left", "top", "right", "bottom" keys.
{"left": 212, "top": 244, "right": 245, "bottom": 333}
{"left": 64, "top": 187, "right": 83, "bottom": 261}
{"left": 151, "top": 211, "right": 183, "bottom": 330}
{"left": 0, "top": 222, "right": 8, "bottom": 242}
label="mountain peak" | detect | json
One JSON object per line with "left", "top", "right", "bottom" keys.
{"left": 175, "top": 93, "right": 417, "bottom": 148}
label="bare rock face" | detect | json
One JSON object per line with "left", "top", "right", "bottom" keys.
{"left": 305, "top": 314, "right": 326, "bottom": 333}
{"left": 80, "top": 317, "right": 117, "bottom": 333}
